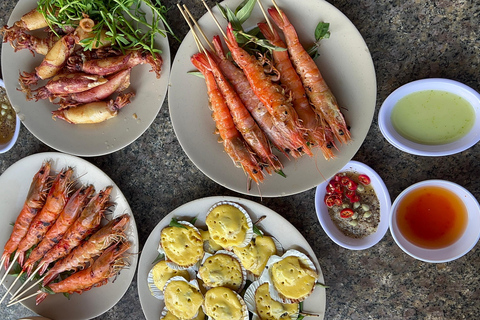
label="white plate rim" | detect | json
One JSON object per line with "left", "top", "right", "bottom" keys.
{"left": 168, "top": 0, "right": 377, "bottom": 197}
{"left": 314, "top": 160, "right": 391, "bottom": 250}
{"left": 137, "top": 195, "right": 326, "bottom": 320}
{"left": 1, "top": 0, "right": 171, "bottom": 157}
{"left": 0, "top": 152, "right": 139, "bottom": 319}
{"left": 378, "top": 78, "right": 480, "bottom": 156}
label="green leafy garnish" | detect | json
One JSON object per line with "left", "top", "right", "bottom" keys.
{"left": 217, "top": 0, "right": 256, "bottom": 31}
{"left": 252, "top": 224, "right": 263, "bottom": 237}
{"left": 36, "top": 0, "right": 177, "bottom": 55}
{"left": 316, "top": 281, "right": 329, "bottom": 288}
{"left": 151, "top": 253, "right": 165, "bottom": 265}
{"left": 307, "top": 22, "right": 330, "bottom": 59}
{"left": 41, "top": 285, "right": 55, "bottom": 295}
{"left": 169, "top": 217, "right": 187, "bottom": 229}
{"left": 187, "top": 71, "right": 205, "bottom": 79}
{"left": 190, "top": 217, "right": 198, "bottom": 225}
{"left": 235, "top": 30, "right": 287, "bottom": 52}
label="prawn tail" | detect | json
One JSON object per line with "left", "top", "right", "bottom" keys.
{"left": 267, "top": 7, "right": 288, "bottom": 29}
{"left": 36, "top": 292, "right": 48, "bottom": 305}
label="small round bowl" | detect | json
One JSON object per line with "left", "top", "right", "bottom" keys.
{"left": 378, "top": 78, "right": 480, "bottom": 156}
{"left": 389, "top": 180, "right": 480, "bottom": 263}
{"left": 0, "top": 78, "right": 20, "bottom": 154}
{"left": 314, "top": 160, "right": 391, "bottom": 250}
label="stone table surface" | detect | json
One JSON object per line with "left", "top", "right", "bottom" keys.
{"left": 1, "top": 0, "right": 479, "bottom": 319}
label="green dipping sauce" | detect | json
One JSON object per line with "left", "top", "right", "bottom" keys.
{"left": 391, "top": 90, "right": 475, "bottom": 145}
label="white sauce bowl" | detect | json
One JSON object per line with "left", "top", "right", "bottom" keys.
{"left": 314, "top": 160, "right": 391, "bottom": 250}
{"left": 389, "top": 180, "right": 480, "bottom": 263}
{"left": 378, "top": 78, "right": 480, "bottom": 156}
{"left": 0, "top": 78, "right": 20, "bottom": 154}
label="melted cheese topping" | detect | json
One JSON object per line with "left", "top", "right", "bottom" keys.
{"left": 233, "top": 236, "right": 276, "bottom": 276}
{"left": 151, "top": 260, "right": 190, "bottom": 291}
{"left": 206, "top": 204, "right": 249, "bottom": 247}
{"left": 161, "top": 308, "right": 205, "bottom": 320}
{"left": 161, "top": 225, "right": 204, "bottom": 267}
{"left": 199, "top": 229, "right": 223, "bottom": 252}
{"left": 198, "top": 253, "right": 243, "bottom": 291}
{"left": 164, "top": 280, "right": 204, "bottom": 320}
{"left": 271, "top": 256, "right": 317, "bottom": 300}
{"left": 204, "top": 287, "right": 244, "bottom": 320}
{"left": 255, "top": 283, "right": 298, "bottom": 320}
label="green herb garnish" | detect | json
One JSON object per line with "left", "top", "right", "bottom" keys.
{"left": 307, "top": 22, "right": 330, "bottom": 59}
{"left": 151, "top": 253, "right": 165, "bottom": 265}
{"left": 169, "top": 217, "right": 187, "bottom": 229}
{"left": 36, "top": 0, "right": 177, "bottom": 55}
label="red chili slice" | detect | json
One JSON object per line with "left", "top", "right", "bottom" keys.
{"left": 346, "top": 180, "right": 358, "bottom": 191}
{"left": 349, "top": 194, "right": 360, "bottom": 203}
{"left": 340, "top": 208, "right": 354, "bottom": 218}
{"left": 358, "top": 174, "right": 371, "bottom": 185}
{"left": 340, "top": 176, "right": 351, "bottom": 186}
{"left": 324, "top": 194, "right": 343, "bottom": 207}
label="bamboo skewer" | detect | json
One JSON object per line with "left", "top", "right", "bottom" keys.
{"left": 7, "top": 290, "right": 39, "bottom": 307}
{"left": 8, "top": 264, "right": 44, "bottom": 303}
{"left": 200, "top": 0, "right": 227, "bottom": 39}
{"left": 0, "top": 252, "right": 20, "bottom": 289}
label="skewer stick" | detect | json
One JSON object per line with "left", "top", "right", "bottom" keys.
{"left": 9, "top": 276, "right": 44, "bottom": 303}
{"left": 177, "top": 4, "right": 203, "bottom": 52}
{"left": 256, "top": 0, "right": 275, "bottom": 33}
{"left": 7, "top": 290, "right": 39, "bottom": 307}
{"left": 0, "top": 252, "right": 19, "bottom": 287}
{"left": 200, "top": 0, "right": 227, "bottom": 39}
{"left": 0, "top": 270, "right": 23, "bottom": 304}
{"left": 183, "top": 5, "right": 215, "bottom": 52}
{"left": 270, "top": 0, "right": 284, "bottom": 20}
{"left": 8, "top": 264, "right": 43, "bottom": 302}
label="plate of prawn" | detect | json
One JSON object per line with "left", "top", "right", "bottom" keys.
{"left": 137, "top": 196, "right": 326, "bottom": 320}
{"left": 169, "top": 0, "right": 376, "bottom": 197}
{"left": 0, "top": 152, "right": 139, "bottom": 320}
{"left": 1, "top": 0, "right": 171, "bottom": 157}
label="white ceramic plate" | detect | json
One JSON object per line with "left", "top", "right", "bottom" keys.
{"left": 137, "top": 196, "right": 326, "bottom": 320}
{"left": 1, "top": 0, "right": 171, "bottom": 157}
{"left": 315, "top": 161, "right": 391, "bottom": 250}
{"left": 0, "top": 152, "right": 139, "bottom": 320}
{"left": 378, "top": 78, "right": 480, "bottom": 156}
{"left": 169, "top": 0, "right": 376, "bottom": 197}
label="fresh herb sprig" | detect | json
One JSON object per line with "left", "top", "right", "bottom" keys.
{"left": 36, "top": 0, "right": 177, "bottom": 55}
{"left": 307, "top": 22, "right": 330, "bottom": 59}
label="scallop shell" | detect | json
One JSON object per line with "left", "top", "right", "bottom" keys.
{"left": 162, "top": 276, "right": 204, "bottom": 320}
{"left": 202, "top": 287, "right": 249, "bottom": 320}
{"left": 244, "top": 280, "right": 299, "bottom": 320}
{"left": 197, "top": 250, "right": 247, "bottom": 293}
{"left": 205, "top": 201, "right": 254, "bottom": 249}
{"left": 158, "top": 220, "right": 205, "bottom": 270}
{"left": 260, "top": 249, "right": 318, "bottom": 304}
{"left": 147, "top": 260, "right": 197, "bottom": 300}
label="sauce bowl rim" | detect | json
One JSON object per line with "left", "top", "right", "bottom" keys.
{"left": 0, "top": 78, "right": 20, "bottom": 154}
{"left": 378, "top": 78, "right": 480, "bottom": 156}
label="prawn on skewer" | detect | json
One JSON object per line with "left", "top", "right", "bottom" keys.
{"left": 191, "top": 52, "right": 265, "bottom": 184}
{"left": 42, "top": 214, "right": 130, "bottom": 285}
{"left": 268, "top": 7, "right": 351, "bottom": 144}
{"left": 211, "top": 35, "right": 301, "bottom": 159}
{"left": 15, "top": 167, "right": 74, "bottom": 267}
{"left": 36, "top": 186, "right": 114, "bottom": 276}
{"left": 22, "top": 185, "right": 95, "bottom": 276}
{"left": 1, "top": 162, "right": 51, "bottom": 270}
{"left": 35, "top": 241, "right": 131, "bottom": 305}
{"left": 257, "top": 22, "right": 336, "bottom": 159}
{"left": 198, "top": 50, "right": 283, "bottom": 173}
{"left": 223, "top": 23, "right": 312, "bottom": 156}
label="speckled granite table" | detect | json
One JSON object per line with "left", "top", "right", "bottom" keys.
{"left": 1, "top": 0, "right": 479, "bottom": 319}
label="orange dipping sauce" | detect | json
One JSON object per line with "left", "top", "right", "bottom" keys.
{"left": 396, "top": 186, "right": 467, "bottom": 249}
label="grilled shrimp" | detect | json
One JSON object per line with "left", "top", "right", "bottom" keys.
{"left": 37, "top": 186, "right": 113, "bottom": 276}
{"left": 15, "top": 168, "right": 74, "bottom": 267}
{"left": 1, "top": 162, "right": 51, "bottom": 269}
{"left": 67, "top": 50, "right": 162, "bottom": 79}
{"left": 198, "top": 51, "right": 283, "bottom": 173}
{"left": 22, "top": 185, "right": 95, "bottom": 276}
{"left": 191, "top": 53, "right": 264, "bottom": 184}
{"left": 258, "top": 22, "right": 336, "bottom": 159}
{"left": 51, "top": 92, "right": 135, "bottom": 124}
{"left": 42, "top": 214, "right": 130, "bottom": 285}
{"left": 19, "top": 33, "right": 77, "bottom": 86}
{"left": 268, "top": 7, "right": 351, "bottom": 144}
{"left": 36, "top": 241, "right": 131, "bottom": 305}
{"left": 224, "top": 23, "right": 311, "bottom": 156}
{"left": 211, "top": 35, "right": 302, "bottom": 158}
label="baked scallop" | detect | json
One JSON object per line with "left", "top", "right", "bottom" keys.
{"left": 197, "top": 250, "right": 246, "bottom": 292}
{"left": 205, "top": 201, "right": 253, "bottom": 249}
{"left": 147, "top": 260, "right": 193, "bottom": 300}
{"left": 244, "top": 280, "right": 299, "bottom": 320}
{"left": 261, "top": 249, "right": 318, "bottom": 303}
{"left": 160, "top": 306, "right": 206, "bottom": 320}
{"left": 203, "top": 286, "right": 249, "bottom": 320}
{"left": 163, "top": 276, "right": 204, "bottom": 320}
{"left": 159, "top": 220, "right": 204, "bottom": 269}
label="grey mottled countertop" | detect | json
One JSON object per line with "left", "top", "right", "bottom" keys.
{"left": 1, "top": 0, "right": 479, "bottom": 319}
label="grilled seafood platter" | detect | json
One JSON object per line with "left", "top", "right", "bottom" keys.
{"left": 0, "top": 152, "right": 139, "bottom": 320}
{"left": 137, "top": 197, "right": 326, "bottom": 320}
